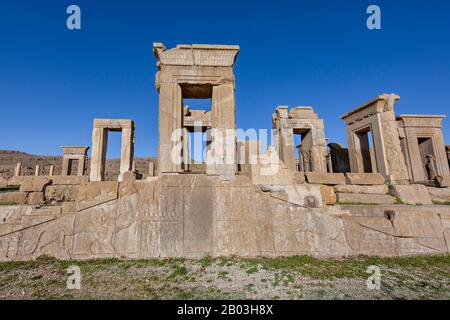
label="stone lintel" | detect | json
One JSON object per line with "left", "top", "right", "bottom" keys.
{"left": 93, "top": 119, "right": 135, "bottom": 130}
{"left": 61, "top": 146, "right": 89, "bottom": 155}
{"left": 341, "top": 93, "right": 400, "bottom": 124}
{"left": 396, "top": 114, "right": 446, "bottom": 128}
{"left": 153, "top": 42, "right": 240, "bottom": 68}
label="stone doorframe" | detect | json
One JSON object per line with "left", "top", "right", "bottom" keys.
{"left": 272, "top": 106, "right": 328, "bottom": 173}
{"left": 397, "top": 114, "right": 448, "bottom": 182}
{"left": 61, "top": 146, "right": 89, "bottom": 176}
{"left": 341, "top": 94, "right": 409, "bottom": 184}
{"left": 89, "top": 119, "right": 135, "bottom": 182}
{"left": 153, "top": 43, "right": 240, "bottom": 178}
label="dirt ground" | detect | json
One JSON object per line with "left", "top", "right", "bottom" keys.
{"left": 0, "top": 255, "right": 448, "bottom": 300}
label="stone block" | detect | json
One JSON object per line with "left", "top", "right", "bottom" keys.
{"left": 345, "top": 173, "right": 385, "bottom": 185}
{"left": 427, "top": 187, "right": 450, "bottom": 203}
{"left": 337, "top": 193, "right": 396, "bottom": 205}
{"left": 47, "top": 176, "right": 89, "bottom": 185}
{"left": 334, "top": 184, "right": 388, "bottom": 194}
{"left": 76, "top": 181, "right": 118, "bottom": 211}
{"left": 17, "top": 177, "right": 51, "bottom": 192}
{"left": 320, "top": 185, "right": 337, "bottom": 205}
{"left": 62, "top": 201, "right": 77, "bottom": 213}
{"left": 305, "top": 172, "right": 346, "bottom": 185}
{"left": 0, "top": 177, "right": 7, "bottom": 188}
{"left": 437, "top": 175, "right": 450, "bottom": 188}
{"left": 292, "top": 172, "right": 306, "bottom": 184}
{"left": 27, "top": 192, "right": 45, "bottom": 205}
{"left": 0, "top": 192, "right": 28, "bottom": 205}
{"left": 390, "top": 184, "right": 432, "bottom": 205}
{"left": 45, "top": 185, "right": 79, "bottom": 203}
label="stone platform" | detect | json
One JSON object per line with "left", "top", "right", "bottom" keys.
{"left": 1, "top": 174, "right": 450, "bottom": 261}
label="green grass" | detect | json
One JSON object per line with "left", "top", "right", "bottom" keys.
{"left": 395, "top": 197, "right": 405, "bottom": 205}
{"left": 432, "top": 200, "right": 450, "bottom": 206}
{"left": 0, "top": 254, "right": 448, "bottom": 299}
{"left": 0, "top": 201, "right": 18, "bottom": 206}
{"left": 0, "top": 186, "right": 20, "bottom": 193}
{"left": 336, "top": 201, "right": 379, "bottom": 206}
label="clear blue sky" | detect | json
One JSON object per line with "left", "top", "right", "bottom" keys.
{"left": 1, "top": 0, "right": 449, "bottom": 158}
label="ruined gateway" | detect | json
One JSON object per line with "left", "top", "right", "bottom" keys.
{"left": 1, "top": 43, "right": 450, "bottom": 261}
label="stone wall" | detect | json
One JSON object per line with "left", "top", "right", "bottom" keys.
{"left": 1, "top": 174, "right": 450, "bottom": 261}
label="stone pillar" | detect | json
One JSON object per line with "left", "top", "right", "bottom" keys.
{"left": 118, "top": 127, "right": 134, "bottom": 181}
{"left": 90, "top": 127, "right": 108, "bottom": 182}
{"left": 35, "top": 165, "right": 40, "bottom": 176}
{"left": 61, "top": 157, "right": 70, "bottom": 175}
{"left": 14, "top": 162, "right": 22, "bottom": 176}
{"left": 148, "top": 162, "right": 155, "bottom": 176}
{"left": 209, "top": 83, "right": 236, "bottom": 177}
{"left": 158, "top": 83, "right": 183, "bottom": 174}
{"left": 182, "top": 129, "right": 190, "bottom": 171}
{"left": 49, "top": 165, "right": 54, "bottom": 176}
{"left": 274, "top": 106, "right": 296, "bottom": 172}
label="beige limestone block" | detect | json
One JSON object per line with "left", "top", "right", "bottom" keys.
{"left": 72, "top": 201, "right": 117, "bottom": 258}
{"left": 427, "top": 187, "right": 450, "bottom": 202}
{"left": 27, "top": 192, "right": 45, "bottom": 205}
{"left": 0, "top": 177, "right": 7, "bottom": 188}
{"left": 17, "top": 177, "right": 51, "bottom": 192}
{"left": 47, "top": 176, "right": 88, "bottom": 185}
{"left": 45, "top": 185, "right": 79, "bottom": 203}
{"left": 305, "top": 172, "right": 346, "bottom": 185}
{"left": 390, "top": 184, "right": 432, "bottom": 205}
{"left": 76, "top": 181, "right": 118, "bottom": 211}
{"left": 292, "top": 172, "right": 306, "bottom": 184}
{"left": 334, "top": 184, "right": 388, "bottom": 194}
{"left": 337, "top": 193, "right": 396, "bottom": 204}
{"left": 392, "top": 209, "right": 447, "bottom": 253}
{"left": 320, "top": 185, "right": 337, "bottom": 205}
{"left": 343, "top": 216, "right": 397, "bottom": 256}
{"left": 62, "top": 201, "right": 77, "bottom": 213}
{"left": 0, "top": 192, "right": 28, "bottom": 205}
{"left": 345, "top": 173, "right": 385, "bottom": 185}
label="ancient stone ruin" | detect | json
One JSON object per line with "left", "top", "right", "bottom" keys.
{"left": 0, "top": 43, "right": 449, "bottom": 261}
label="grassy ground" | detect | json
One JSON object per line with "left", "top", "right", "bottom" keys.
{"left": 0, "top": 255, "right": 448, "bottom": 300}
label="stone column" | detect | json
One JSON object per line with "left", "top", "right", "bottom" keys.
{"left": 209, "top": 83, "right": 236, "bottom": 177}
{"left": 182, "top": 129, "right": 190, "bottom": 172}
{"left": 61, "top": 157, "right": 70, "bottom": 176}
{"left": 158, "top": 83, "right": 183, "bottom": 174}
{"left": 14, "top": 162, "right": 22, "bottom": 176}
{"left": 148, "top": 162, "right": 155, "bottom": 176}
{"left": 90, "top": 127, "right": 108, "bottom": 182}
{"left": 35, "top": 165, "right": 40, "bottom": 176}
{"left": 118, "top": 127, "right": 134, "bottom": 181}
{"left": 49, "top": 165, "right": 54, "bottom": 176}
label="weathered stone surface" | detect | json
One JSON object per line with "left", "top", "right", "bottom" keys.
{"left": 345, "top": 173, "right": 385, "bottom": 185}
{"left": 62, "top": 201, "right": 77, "bottom": 213}
{"left": 46, "top": 176, "right": 89, "bottom": 185}
{"left": 14, "top": 177, "right": 51, "bottom": 192}
{"left": 390, "top": 184, "right": 432, "bottom": 205}
{"left": 2, "top": 175, "right": 450, "bottom": 262}
{"left": 0, "top": 177, "right": 7, "bottom": 188}
{"left": 27, "top": 192, "right": 45, "bottom": 205}
{"left": 292, "top": 172, "right": 306, "bottom": 184}
{"left": 334, "top": 184, "right": 388, "bottom": 194}
{"left": 337, "top": 193, "right": 396, "bottom": 204}
{"left": 45, "top": 185, "right": 79, "bottom": 203}
{"left": 427, "top": 187, "right": 450, "bottom": 203}
{"left": 76, "top": 181, "right": 118, "bottom": 211}
{"left": 0, "top": 192, "right": 28, "bottom": 205}
{"left": 305, "top": 173, "right": 346, "bottom": 185}
{"left": 320, "top": 185, "right": 337, "bottom": 205}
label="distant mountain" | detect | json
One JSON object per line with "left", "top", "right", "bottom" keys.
{"left": 0, "top": 150, "right": 156, "bottom": 180}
